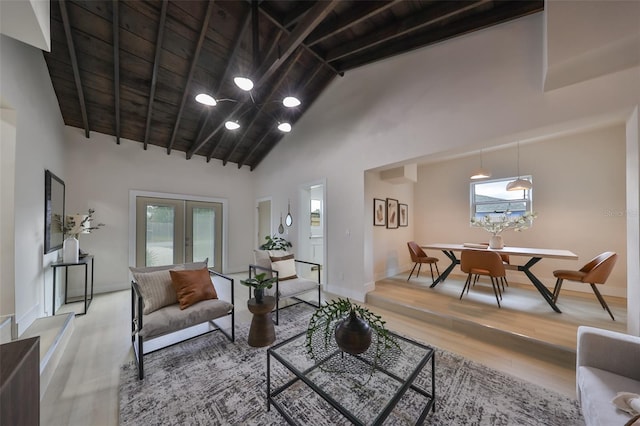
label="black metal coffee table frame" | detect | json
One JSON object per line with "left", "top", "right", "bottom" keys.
{"left": 267, "top": 330, "right": 435, "bottom": 425}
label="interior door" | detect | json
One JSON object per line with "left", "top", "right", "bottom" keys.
{"left": 135, "top": 197, "right": 223, "bottom": 271}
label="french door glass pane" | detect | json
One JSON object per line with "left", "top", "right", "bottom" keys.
{"left": 146, "top": 205, "right": 175, "bottom": 266}
{"left": 192, "top": 207, "right": 215, "bottom": 264}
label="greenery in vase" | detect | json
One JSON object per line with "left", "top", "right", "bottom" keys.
{"left": 60, "top": 208, "right": 105, "bottom": 238}
{"left": 305, "top": 298, "right": 400, "bottom": 373}
{"left": 240, "top": 272, "right": 277, "bottom": 291}
{"left": 259, "top": 235, "right": 292, "bottom": 251}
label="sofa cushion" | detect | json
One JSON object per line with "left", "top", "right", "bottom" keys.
{"left": 139, "top": 299, "right": 233, "bottom": 339}
{"left": 170, "top": 268, "right": 218, "bottom": 310}
{"left": 579, "top": 366, "right": 640, "bottom": 426}
{"left": 130, "top": 260, "right": 208, "bottom": 314}
{"left": 270, "top": 254, "right": 298, "bottom": 280}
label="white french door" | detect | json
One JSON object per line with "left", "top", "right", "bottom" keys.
{"left": 135, "top": 197, "right": 223, "bottom": 271}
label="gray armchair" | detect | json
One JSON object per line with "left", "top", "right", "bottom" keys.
{"left": 251, "top": 250, "right": 321, "bottom": 325}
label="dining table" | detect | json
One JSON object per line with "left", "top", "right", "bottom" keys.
{"left": 420, "top": 243, "right": 579, "bottom": 313}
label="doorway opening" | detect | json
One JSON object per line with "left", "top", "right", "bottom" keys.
{"left": 298, "top": 181, "right": 326, "bottom": 283}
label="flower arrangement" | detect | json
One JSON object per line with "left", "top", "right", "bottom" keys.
{"left": 470, "top": 211, "right": 537, "bottom": 236}
{"left": 62, "top": 208, "right": 104, "bottom": 238}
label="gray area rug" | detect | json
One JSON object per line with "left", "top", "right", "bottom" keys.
{"left": 119, "top": 304, "right": 584, "bottom": 425}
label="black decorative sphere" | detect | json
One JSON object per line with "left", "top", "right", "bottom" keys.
{"left": 334, "top": 309, "right": 373, "bottom": 355}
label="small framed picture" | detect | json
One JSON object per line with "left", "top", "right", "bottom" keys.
{"left": 386, "top": 198, "right": 398, "bottom": 229}
{"left": 373, "top": 198, "right": 386, "bottom": 226}
{"left": 399, "top": 203, "right": 408, "bottom": 227}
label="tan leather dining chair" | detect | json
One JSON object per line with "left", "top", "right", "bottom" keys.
{"left": 481, "top": 242, "right": 510, "bottom": 290}
{"left": 552, "top": 252, "right": 617, "bottom": 320}
{"left": 460, "top": 249, "right": 506, "bottom": 307}
{"left": 407, "top": 242, "right": 440, "bottom": 283}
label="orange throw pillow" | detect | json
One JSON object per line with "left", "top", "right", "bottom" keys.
{"left": 169, "top": 268, "right": 217, "bottom": 310}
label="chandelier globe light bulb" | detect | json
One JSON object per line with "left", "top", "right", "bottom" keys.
{"left": 233, "top": 77, "right": 254, "bottom": 91}
{"left": 225, "top": 120, "right": 240, "bottom": 130}
{"left": 283, "top": 96, "right": 301, "bottom": 108}
{"left": 195, "top": 93, "right": 217, "bottom": 106}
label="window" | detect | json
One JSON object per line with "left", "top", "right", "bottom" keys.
{"left": 471, "top": 176, "right": 532, "bottom": 220}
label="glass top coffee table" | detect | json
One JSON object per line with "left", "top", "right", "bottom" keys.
{"left": 267, "top": 330, "right": 435, "bottom": 425}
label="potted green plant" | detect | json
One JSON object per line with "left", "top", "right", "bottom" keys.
{"left": 240, "top": 272, "right": 277, "bottom": 303}
{"left": 259, "top": 235, "right": 292, "bottom": 251}
{"left": 305, "top": 298, "right": 400, "bottom": 378}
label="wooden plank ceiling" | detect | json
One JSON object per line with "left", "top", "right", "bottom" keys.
{"left": 43, "top": 0, "right": 543, "bottom": 171}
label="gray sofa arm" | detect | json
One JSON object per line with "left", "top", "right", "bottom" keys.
{"left": 577, "top": 326, "right": 640, "bottom": 381}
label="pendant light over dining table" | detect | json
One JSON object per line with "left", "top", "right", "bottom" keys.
{"left": 506, "top": 142, "right": 532, "bottom": 191}
{"left": 470, "top": 149, "right": 492, "bottom": 180}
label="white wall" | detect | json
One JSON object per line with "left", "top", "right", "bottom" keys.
{"left": 627, "top": 107, "right": 640, "bottom": 335}
{"left": 63, "top": 128, "right": 256, "bottom": 295}
{"left": 415, "top": 125, "right": 627, "bottom": 297}
{"left": 253, "top": 13, "right": 640, "bottom": 331}
{"left": 0, "top": 107, "right": 17, "bottom": 319}
{"left": 0, "top": 34, "right": 66, "bottom": 333}
{"left": 544, "top": 0, "right": 640, "bottom": 90}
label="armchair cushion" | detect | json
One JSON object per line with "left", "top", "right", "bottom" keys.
{"left": 170, "top": 268, "right": 218, "bottom": 309}
{"left": 130, "top": 267, "right": 181, "bottom": 314}
{"left": 138, "top": 298, "right": 233, "bottom": 339}
{"left": 129, "top": 259, "right": 207, "bottom": 314}
{"left": 267, "top": 277, "right": 319, "bottom": 298}
{"left": 270, "top": 254, "right": 298, "bottom": 280}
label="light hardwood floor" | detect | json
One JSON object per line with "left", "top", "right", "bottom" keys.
{"left": 40, "top": 272, "right": 624, "bottom": 425}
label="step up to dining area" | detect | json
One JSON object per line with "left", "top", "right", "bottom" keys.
{"left": 367, "top": 273, "right": 627, "bottom": 364}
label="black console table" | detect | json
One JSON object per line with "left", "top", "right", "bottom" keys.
{"left": 51, "top": 255, "right": 94, "bottom": 316}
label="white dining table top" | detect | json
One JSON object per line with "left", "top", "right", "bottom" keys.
{"left": 421, "top": 243, "right": 579, "bottom": 260}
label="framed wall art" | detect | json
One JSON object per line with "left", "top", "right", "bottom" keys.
{"left": 386, "top": 198, "right": 398, "bottom": 229}
{"left": 373, "top": 198, "right": 386, "bottom": 226}
{"left": 399, "top": 203, "right": 408, "bottom": 227}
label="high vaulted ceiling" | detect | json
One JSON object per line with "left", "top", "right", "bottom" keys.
{"left": 43, "top": 0, "right": 543, "bottom": 170}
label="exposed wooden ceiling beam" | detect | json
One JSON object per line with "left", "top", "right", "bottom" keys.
{"left": 222, "top": 49, "right": 303, "bottom": 166}
{"left": 166, "top": 0, "right": 215, "bottom": 155}
{"left": 255, "top": 0, "right": 339, "bottom": 88}
{"left": 239, "top": 61, "right": 324, "bottom": 169}
{"left": 112, "top": 0, "right": 120, "bottom": 144}
{"left": 258, "top": 7, "right": 342, "bottom": 77}
{"left": 306, "top": 0, "right": 400, "bottom": 47}
{"left": 241, "top": 130, "right": 274, "bottom": 170}
{"left": 198, "top": 101, "right": 244, "bottom": 161}
{"left": 59, "top": 0, "right": 90, "bottom": 138}
{"left": 335, "top": 1, "right": 543, "bottom": 72}
{"left": 326, "top": 0, "right": 489, "bottom": 63}
{"left": 279, "top": 2, "right": 315, "bottom": 29}
{"left": 186, "top": 10, "right": 252, "bottom": 160}
{"left": 143, "top": 0, "right": 168, "bottom": 150}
